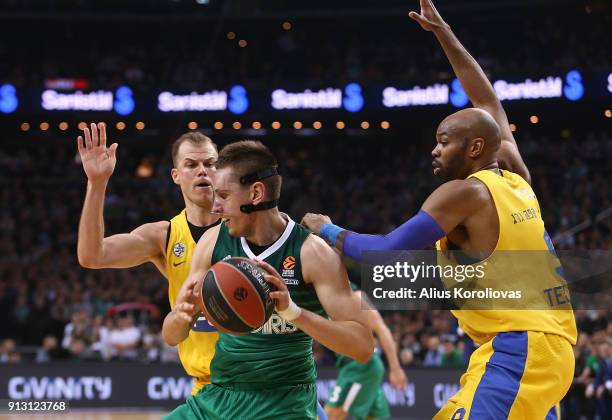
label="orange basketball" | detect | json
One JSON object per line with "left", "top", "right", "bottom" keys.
{"left": 198, "top": 257, "right": 276, "bottom": 334}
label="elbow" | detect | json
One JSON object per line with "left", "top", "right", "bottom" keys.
{"left": 353, "top": 332, "right": 375, "bottom": 364}
{"left": 77, "top": 253, "right": 99, "bottom": 269}
{"left": 354, "top": 346, "right": 374, "bottom": 364}
{"left": 161, "top": 328, "right": 179, "bottom": 347}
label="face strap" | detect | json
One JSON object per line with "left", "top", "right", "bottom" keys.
{"left": 239, "top": 166, "right": 280, "bottom": 214}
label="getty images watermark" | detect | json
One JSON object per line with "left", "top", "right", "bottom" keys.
{"left": 360, "top": 250, "right": 611, "bottom": 311}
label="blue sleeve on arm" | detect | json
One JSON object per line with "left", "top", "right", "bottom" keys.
{"left": 342, "top": 210, "right": 446, "bottom": 261}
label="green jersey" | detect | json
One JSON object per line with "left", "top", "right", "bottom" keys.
{"left": 209, "top": 217, "right": 326, "bottom": 386}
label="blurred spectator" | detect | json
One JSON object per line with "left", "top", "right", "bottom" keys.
{"left": 108, "top": 314, "right": 141, "bottom": 360}
{"left": 142, "top": 323, "right": 163, "bottom": 362}
{"left": 35, "top": 335, "right": 68, "bottom": 363}
{"left": 62, "top": 308, "right": 97, "bottom": 358}
{"left": 0, "top": 338, "right": 17, "bottom": 363}
{"left": 440, "top": 336, "right": 464, "bottom": 368}
{"left": 399, "top": 348, "right": 414, "bottom": 368}
{"left": 423, "top": 335, "right": 442, "bottom": 367}
{"left": 586, "top": 339, "right": 612, "bottom": 419}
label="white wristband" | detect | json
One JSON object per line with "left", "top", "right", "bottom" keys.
{"left": 276, "top": 300, "right": 302, "bottom": 321}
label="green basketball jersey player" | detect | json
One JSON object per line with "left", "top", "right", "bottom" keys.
{"left": 162, "top": 140, "right": 374, "bottom": 420}
{"left": 326, "top": 288, "right": 408, "bottom": 420}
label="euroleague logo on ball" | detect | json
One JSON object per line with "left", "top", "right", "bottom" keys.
{"left": 234, "top": 287, "right": 248, "bottom": 301}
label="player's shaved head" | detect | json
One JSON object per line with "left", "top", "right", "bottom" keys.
{"left": 440, "top": 108, "right": 501, "bottom": 155}
{"left": 432, "top": 108, "right": 502, "bottom": 181}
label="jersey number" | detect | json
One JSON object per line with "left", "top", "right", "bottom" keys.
{"left": 328, "top": 386, "right": 341, "bottom": 403}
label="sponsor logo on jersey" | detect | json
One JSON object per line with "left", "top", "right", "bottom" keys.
{"left": 252, "top": 314, "right": 298, "bottom": 334}
{"left": 282, "top": 256, "right": 296, "bottom": 270}
{"left": 173, "top": 242, "right": 186, "bottom": 257}
{"left": 281, "top": 255, "right": 298, "bottom": 285}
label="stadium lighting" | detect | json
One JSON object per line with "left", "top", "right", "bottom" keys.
{"left": 136, "top": 161, "right": 153, "bottom": 178}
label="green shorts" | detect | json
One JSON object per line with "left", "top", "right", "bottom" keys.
{"left": 326, "top": 355, "right": 390, "bottom": 420}
{"left": 165, "top": 382, "right": 317, "bottom": 420}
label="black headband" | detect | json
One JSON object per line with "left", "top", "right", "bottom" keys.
{"left": 239, "top": 167, "right": 279, "bottom": 185}
{"left": 239, "top": 166, "right": 280, "bottom": 213}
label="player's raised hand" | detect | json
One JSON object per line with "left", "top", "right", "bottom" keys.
{"left": 77, "top": 122, "right": 119, "bottom": 183}
{"left": 300, "top": 213, "right": 332, "bottom": 236}
{"left": 408, "top": 0, "right": 449, "bottom": 32}
{"left": 389, "top": 366, "right": 408, "bottom": 391}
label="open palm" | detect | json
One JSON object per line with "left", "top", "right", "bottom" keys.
{"left": 77, "top": 122, "right": 118, "bottom": 183}
{"left": 408, "top": 0, "right": 449, "bottom": 32}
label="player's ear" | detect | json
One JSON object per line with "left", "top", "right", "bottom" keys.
{"left": 251, "top": 181, "right": 265, "bottom": 204}
{"left": 171, "top": 167, "right": 180, "bottom": 185}
{"left": 470, "top": 137, "right": 485, "bottom": 157}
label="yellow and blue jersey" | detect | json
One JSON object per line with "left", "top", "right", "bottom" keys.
{"left": 166, "top": 209, "right": 219, "bottom": 395}
{"left": 436, "top": 169, "right": 577, "bottom": 345}
{"left": 434, "top": 170, "right": 576, "bottom": 419}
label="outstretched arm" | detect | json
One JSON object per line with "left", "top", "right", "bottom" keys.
{"left": 76, "top": 122, "right": 167, "bottom": 272}
{"left": 256, "top": 235, "right": 374, "bottom": 363}
{"left": 302, "top": 179, "right": 487, "bottom": 260}
{"left": 409, "top": 0, "right": 530, "bottom": 183}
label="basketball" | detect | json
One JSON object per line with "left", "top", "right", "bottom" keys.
{"left": 198, "top": 257, "right": 276, "bottom": 334}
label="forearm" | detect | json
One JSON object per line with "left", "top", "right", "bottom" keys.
{"left": 376, "top": 327, "right": 402, "bottom": 371}
{"left": 323, "top": 211, "right": 445, "bottom": 261}
{"left": 161, "top": 310, "right": 193, "bottom": 347}
{"left": 77, "top": 181, "right": 108, "bottom": 267}
{"left": 433, "top": 26, "right": 499, "bottom": 109}
{"left": 292, "top": 310, "right": 373, "bottom": 363}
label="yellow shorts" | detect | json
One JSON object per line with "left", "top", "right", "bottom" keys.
{"left": 434, "top": 331, "right": 573, "bottom": 420}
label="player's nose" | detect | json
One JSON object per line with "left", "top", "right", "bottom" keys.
{"left": 211, "top": 195, "right": 223, "bottom": 214}
{"left": 431, "top": 145, "right": 441, "bottom": 157}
